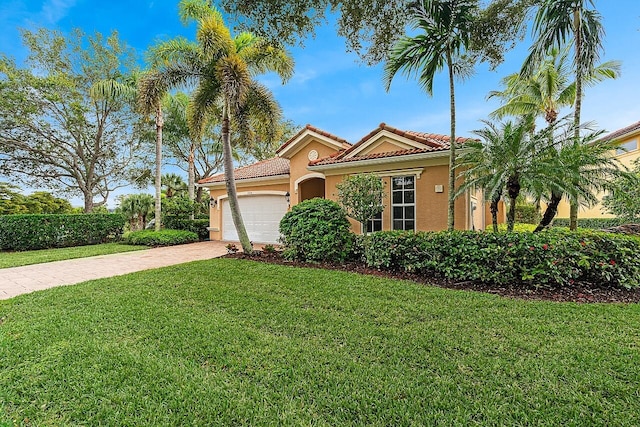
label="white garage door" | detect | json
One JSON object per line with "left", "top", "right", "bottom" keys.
{"left": 222, "top": 194, "right": 288, "bottom": 244}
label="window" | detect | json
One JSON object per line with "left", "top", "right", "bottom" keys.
{"left": 365, "top": 212, "right": 382, "bottom": 233}
{"left": 616, "top": 138, "right": 638, "bottom": 155}
{"left": 392, "top": 176, "right": 415, "bottom": 231}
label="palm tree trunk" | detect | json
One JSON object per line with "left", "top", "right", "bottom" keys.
{"left": 490, "top": 187, "right": 502, "bottom": 233}
{"left": 570, "top": 6, "right": 583, "bottom": 232}
{"left": 188, "top": 141, "right": 195, "bottom": 220}
{"left": 154, "top": 104, "right": 163, "bottom": 232}
{"left": 534, "top": 190, "right": 562, "bottom": 232}
{"left": 447, "top": 51, "right": 456, "bottom": 231}
{"left": 221, "top": 102, "right": 252, "bottom": 254}
{"left": 506, "top": 175, "right": 520, "bottom": 232}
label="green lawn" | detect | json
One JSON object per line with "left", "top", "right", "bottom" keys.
{"left": 0, "top": 243, "right": 147, "bottom": 269}
{"left": 1, "top": 259, "right": 639, "bottom": 425}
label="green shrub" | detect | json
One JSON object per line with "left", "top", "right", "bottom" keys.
{"left": 123, "top": 229, "right": 199, "bottom": 246}
{"left": 552, "top": 217, "right": 628, "bottom": 229}
{"left": 515, "top": 203, "right": 541, "bottom": 224}
{"left": 0, "top": 214, "right": 125, "bottom": 251}
{"left": 496, "top": 223, "right": 538, "bottom": 232}
{"left": 359, "top": 230, "right": 640, "bottom": 289}
{"left": 163, "top": 216, "right": 209, "bottom": 240}
{"left": 279, "top": 198, "right": 354, "bottom": 262}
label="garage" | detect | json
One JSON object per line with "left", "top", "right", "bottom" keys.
{"left": 221, "top": 194, "right": 289, "bottom": 244}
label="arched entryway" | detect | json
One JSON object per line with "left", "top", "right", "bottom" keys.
{"left": 295, "top": 173, "right": 326, "bottom": 203}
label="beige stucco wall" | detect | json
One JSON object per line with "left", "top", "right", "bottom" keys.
{"left": 320, "top": 160, "right": 470, "bottom": 233}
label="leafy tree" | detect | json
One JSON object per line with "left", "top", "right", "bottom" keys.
{"left": 91, "top": 71, "right": 165, "bottom": 231}
{"left": 218, "top": 0, "right": 539, "bottom": 65}
{"left": 139, "top": 0, "right": 294, "bottom": 254}
{"left": 336, "top": 174, "right": 385, "bottom": 235}
{"left": 384, "top": 0, "right": 476, "bottom": 231}
{"left": 523, "top": 0, "right": 613, "bottom": 230}
{"left": 0, "top": 29, "right": 149, "bottom": 212}
{"left": 22, "top": 192, "right": 73, "bottom": 214}
{"left": 603, "top": 160, "right": 640, "bottom": 223}
{"left": 0, "top": 183, "right": 27, "bottom": 215}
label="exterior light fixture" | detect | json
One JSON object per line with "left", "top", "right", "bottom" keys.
{"left": 284, "top": 192, "right": 290, "bottom": 204}
{"left": 210, "top": 197, "right": 217, "bottom": 208}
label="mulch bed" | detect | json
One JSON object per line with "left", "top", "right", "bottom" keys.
{"left": 225, "top": 251, "right": 640, "bottom": 304}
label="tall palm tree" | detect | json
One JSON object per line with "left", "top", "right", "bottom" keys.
{"left": 91, "top": 72, "right": 165, "bottom": 232}
{"left": 523, "top": 0, "right": 610, "bottom": 230}
{"left": 139, "top": 0, "right": 293, "bottom": 253}
{"left": 491, "top": 47, "right": 619, "bottom": 230}
{"left": 384, "top": 0, "right": 476, "bottom": 231}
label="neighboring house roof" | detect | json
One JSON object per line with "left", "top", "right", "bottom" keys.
{"left": 310, "top": 123, "right": 475, "bottom": 167}
{"left": 276, "top": 124, "right": 351, "bottom": 155}
{"left": 599, "top": 120, "right": 640, "bottom": 143}
{"left": 198, "top": 157, "right": 289, "bottom": 184}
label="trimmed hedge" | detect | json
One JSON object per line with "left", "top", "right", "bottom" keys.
{"left": 163, "top": 216, "right": 209, "bottom": 240}
{"left": 552, "top": 217, "right": 627, "bottom": 229}
{"left": 123, "top": 229, "right": 199, "bottom": 246}
{"left": 0, "top": 214, "right": 125, "bottom": 251}
{"left": 356, "top": 230, "right": 640, "bottom": 289}
{"left": 279, "top": 198, "right": 353, "bottom": 262}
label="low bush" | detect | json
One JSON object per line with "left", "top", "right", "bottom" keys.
{"left": 123, "top": 229, "right": 199, "bottom": 247}
{"left": 0, "top": 214, "right": 125, "bottom": 251}
{"left": 279, "top": 198, "right": 353, "bottom": 262}
{"left": 357, "top": 230, "right": 640, "bottom": 289}
{"left": 552, "top": 217, "right": 627, "bottom": 229}
{"left": 163, "top": 216, "right": 209, "bottom": 240}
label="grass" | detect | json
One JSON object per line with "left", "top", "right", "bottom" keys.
{"left": 1, "top": 259, "right": 639, "bottom": 425}
{"left": 0, "top": 243, "right": 147, "bottom": 269}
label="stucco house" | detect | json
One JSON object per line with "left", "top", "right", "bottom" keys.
{"left": 198, "top": 123, "right": 490, "bottom": 244}
{"left": 556, "top": 120, "right": 640, "bottom": 219}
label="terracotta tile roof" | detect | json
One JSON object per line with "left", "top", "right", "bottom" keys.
{"left": 599, "top": 120, "right": 640, "bottom": 142}
{"left": 198, "top": 157, "right": 289, "bottom": 184}
{"left": 310, "top": 148, "right": 438, "bottom": 166}
{"left": 311, "top": 123, "right": 474, "bottom": 166}
{"left": 276, "top": 124, "right": 351, "bottom": 154}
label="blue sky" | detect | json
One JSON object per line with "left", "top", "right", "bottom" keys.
{"left": 1, "top": 0, "right": 639, "bottom": 206}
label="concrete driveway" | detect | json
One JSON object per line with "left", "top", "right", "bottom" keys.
{"left": 0, "top": 241, "right": 232, "bottom": 300}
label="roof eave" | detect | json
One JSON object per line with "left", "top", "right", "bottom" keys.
{"left": 197, "top": 174, "right": 290, "bottom": 188}
{"left": 308, "top": 150, "right": 450, "bottom": 171}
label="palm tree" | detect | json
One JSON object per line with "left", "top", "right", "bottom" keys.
{"left": 139, "top": 0, "right": 293, "bottom": 253}
{"left": 533, "top": 121, "right": 622, "bottom": 231}
{"left": 490, "top": 47, "right": 619, "bottom": 230}
{"left": 458, "top": 116, "right": 564, "bottom": 232}
{"left": 523, "top": 0, "right": 611, "bottom": 230}
{"left": 91, "top": 72, "right": 165, "bottom": 232}
{"left": 161, "top": 173, "right": 187, "bottom": 198}
{"left": 384, "top": 0, "right": 476, "bottom": 231}
{"left": 117, "top": 193, "right": 155, "bottom": 231}
{"left": 490, "top": 47, "right": 576, "bottom": 126}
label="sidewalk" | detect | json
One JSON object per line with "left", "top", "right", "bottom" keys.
{"left": 0, "top": 241, "right": 230, "bottom": 300}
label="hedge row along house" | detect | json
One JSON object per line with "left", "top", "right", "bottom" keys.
{"left": 198, "top": 123, "right": 496, "bottom": 244}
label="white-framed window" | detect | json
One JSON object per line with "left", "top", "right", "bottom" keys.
{"left": 616, "top": 138, "right": 638, "bottom": 155}
{"left": 365, "top": 212, "right": 383, "bottom": 233}
{"left": 392, "top": 176, "right": 415, "bottom": 231}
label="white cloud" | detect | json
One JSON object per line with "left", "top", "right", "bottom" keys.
{"left": 39, "top": 0, "right": 78, "bottom": 25}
